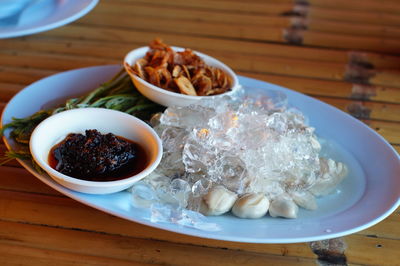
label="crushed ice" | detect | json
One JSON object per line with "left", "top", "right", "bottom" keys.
{"left": 130, "top": 87, "right": 347, "bottom": 230}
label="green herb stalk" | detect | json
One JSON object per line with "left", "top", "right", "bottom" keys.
{"left": 0, "top": 68, "right": 164, "bottom": 165}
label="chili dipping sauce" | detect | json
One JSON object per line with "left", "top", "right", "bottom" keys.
{"left": 48, "top": 129, "right": 148, "bottom": 181}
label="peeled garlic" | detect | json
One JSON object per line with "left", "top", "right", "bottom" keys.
{"left": 290, "top": 191, "right": 317, "bottom": 210}
{"left": 200, "top": 186, "right": 237, "bottom": 216}
{"left": 269, "top": 197, "right": 299, "bottom": 219}
{"left": 232, "top": 193, "right": 269, "bottom": 219}
{"left": 310, "top": 158, "right": 348, "bottom": 197}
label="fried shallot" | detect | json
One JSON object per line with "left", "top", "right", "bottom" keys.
{"left": 127, "top": 39, "right": 232, "bottom": 96}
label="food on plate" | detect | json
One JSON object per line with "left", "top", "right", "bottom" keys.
{"left": 269, "top": 196, "right": 299, "bottom": 219}
{"left": 127, "top": 39, "right": 232, "bottom": 96}
{"left": 130, "top": 91, "right": 348, "bottom": 221}
{"left": 309, "top": 158, "right": 347, "bottom": 196}
{"left": 0, "top": 69, "right": 163, "bottom": 164}
{"left": 200, "top": 185, "right": 238, "bottom": 216}
{"left": 0, "top": 42, "right": 348, "bottom": 223}
{"left": 49, "top": 129, "right": 147, "bottom": 181}
{"left": 290, "top": 191, "right": 317, "bottom": 210}
{"left": 232, "top": 193, "right": 270, "bottom": 219}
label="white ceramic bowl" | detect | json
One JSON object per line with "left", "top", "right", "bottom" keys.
{"left": 30, "top": 108, "right": 162, "bottom": 194}
{"left": 124, "top": 46, "right": 240, "bottom": 107}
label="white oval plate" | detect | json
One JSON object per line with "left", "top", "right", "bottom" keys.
{"left": 2, "top": 65, "right": 399, "bottom": 243}
{"left": 0, "top": 0, "right": 98, "bottom": 39}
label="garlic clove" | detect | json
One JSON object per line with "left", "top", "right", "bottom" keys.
{"left": 310, "top": 158, "right": 348, "bottom": 197}
{"left": 200, "top": 185, "right": 237, "bottom": 216}
{"left": 232, "top": 193, "right": 269, "bottom": 219}
{"left": 290, "top": 191, "right": 317, "bottom": 210}
{"left": 269, "top": 197, "right": 299, "bottom": 219}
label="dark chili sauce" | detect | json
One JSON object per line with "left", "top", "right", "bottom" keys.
{"left": 48, "top": 129, "right": 148, "bottom": 181}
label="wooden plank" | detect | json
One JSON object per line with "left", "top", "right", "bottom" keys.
{"left": 344, "top": 234, "right": 400, "bottom": 265}
{"left": 77, "top": 11, "right": 400, "bottom": 54}
{"left": 0, "top": 51, "right": 117, "bottom": 72}
{"left": 0, "top": 190, "right": 315, "bottom": 259}
{"left": 96, "top": 2, "right": 290, "bottom": 27}
{"left": 360, "top": 213, "right": 400, "bottom": 240}
{"left": 0, "top": 67, "right": 55, "bottom": 85}
{"left": 217, "top": 0, "right": 292, "bottom": 2}
{"left": 307, "top": 6, "right": 400, "bottom": 27}
{"left": 78, "top": 13, "right": 285, "bottom": 43}
{"left": 2, "top": 44, "right": 341, "bottom": 85}
{"left": 202, "top": 52, "right": 400, "bottom": 88}
{"left": 243, "top": 72, "right": 400, "bottom": 104}
{"left": 314, "top": 96, "right": 400, "bottom": 122}
{"left": 5, "top": 33, "right": 400, "bottom": 69}
{"left": 95, "top": 2, "right": 400, "bottom": 40}
{"left": 3, "top": 48, "right": 400, "bottom": 92}
{"left": 1, "top": 54, "right": 399, "bottom": 110}
{"left": 0, "top": 166, "right": 61, "bottom": 196}
{"left": 0, "top": 190, "right": 397, "bottom": 265}
{"left": 220, "top": 52, "right": 345, "bottom": 80}
{"left": 101, "top": 1, "right": 400, "bottom": 39}
{"left": 1, "top": 164, "right": 399, "bottom": 242}
{"left": 0, "top": 243, "right": 147, "bottom": 266}
{"left": 302, "top": 30, "right": 400, "bottom": 54}
{"left": 305, "top": 18, "right": 400, "bottom": 39}
{"left": 0, "top": 164, "right": 398, "bottom": 243}
{"left": 364, "top": 120, "right": 400, "bottom": 144}
{"left": 0, "top": 54, "right": 357, "bottom": 87}
{"left": 218, "top": 1, "right": 400, "bottom": 26}
{"left": 0, "top": 220, "right": 316, "bottom": 266}
{"left": 117, "top": 0, "right": 400, "bottom": 15}
{"left": 0, "top": 83, "right": 22, "bottom": 102}
{"left": 371, "top": 70, "right": 400, "bottom": 90}
{"left": 1, "top": 41, "right": 399, "bottom": 104}
{"left": 308, "top": 0, "right": 400, "bottom": 14}
{"left": 30, "top": 25, "right": 400, "bottom": 69}
{"left": 114, "top": 0, "right": 294, "bottom": 15}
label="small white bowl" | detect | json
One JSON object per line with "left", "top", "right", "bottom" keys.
{"left": 124, "top": 46, "right": 240, "bottom": 107}
{"left": 29, "top": 108, "right": 162, "bottom": 194}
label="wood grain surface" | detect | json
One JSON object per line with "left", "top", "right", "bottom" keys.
{"left": 0, "top": 0, "right": 399, "bottom": 265}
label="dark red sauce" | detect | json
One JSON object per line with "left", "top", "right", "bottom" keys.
{"left": 48, "top": 129, "right": 148, "bottom": 181}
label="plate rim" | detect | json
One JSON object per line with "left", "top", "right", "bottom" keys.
{"left": 1, "top": 64, "right": 399, "bottom": 243}
{"left": 0, "top": 0, "right": 99, "bottom": 39}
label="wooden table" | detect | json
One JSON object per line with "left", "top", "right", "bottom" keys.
{"left": 1, "top": 0, "right": 399, "bottom": 265}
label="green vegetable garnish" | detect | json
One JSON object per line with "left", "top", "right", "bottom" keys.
{"left": 0, "top": 68, "right": 164, "bottom": 164}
